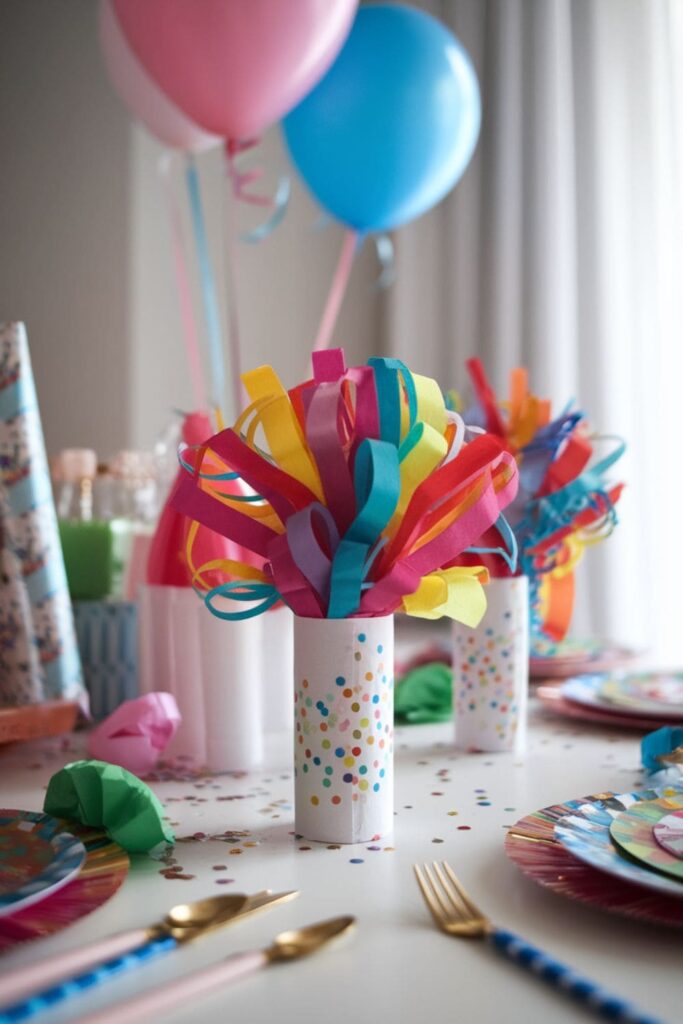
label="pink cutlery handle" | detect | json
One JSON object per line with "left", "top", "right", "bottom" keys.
{"left": 76, "top": 949, "right": 268, "bottom": 1024}
{"left": 0, "top": 929, "right": 150, "bottom": 1006}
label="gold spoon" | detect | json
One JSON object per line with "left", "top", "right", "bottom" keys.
{"left": 1, "top": 890, "right": 298, "bottom": 1008}
{"left": 77, "top": 916, "right": 356, "bottom": 1024}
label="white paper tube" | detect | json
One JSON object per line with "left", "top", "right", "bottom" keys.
{"left": 453, "top": 576, "right": 529, "bottom": 753}
{"left": 294, "top": 615, "right": 394, "bottom": 844}
{"left": 166, "top": 587, "right": 207, "bottom": 767}
{"left": 261, "top": 605, "right": 294, "bottom": 735}
{"left": 200, "top": 604, "right": 263, "bottom": 772}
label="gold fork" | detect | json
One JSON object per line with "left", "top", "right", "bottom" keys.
{"left": 414, "top": 862, "right": 660, "bottom": 1024}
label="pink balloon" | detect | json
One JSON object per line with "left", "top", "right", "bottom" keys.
{"left": 112, "top": 0, "right": 358, "bottom": 141}
{"left": 99, "top": 0, "right": 220, "bottom": 152}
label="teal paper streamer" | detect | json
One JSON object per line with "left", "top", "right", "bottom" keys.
{"left": 368, "top": 357, "right": 417, "bottom": 447}
{"left": 327, "top": 439, "right": 400, "bottom": 618}
{"left": 204, "top": 580, "right": 280, "bottom": 620}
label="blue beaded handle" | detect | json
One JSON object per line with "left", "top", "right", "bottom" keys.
{"left": 0, "top": 935, "right": 177, "bottom": 1023}
{"left": 489, "top": 929, "right": 664, "bottom": 1024}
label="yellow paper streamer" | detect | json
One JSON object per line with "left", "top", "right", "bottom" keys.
{"left": 402, "top": 566, "right": 489, "bottom": 625}
{"left": 242, "top": 365, "right": 323, "bottom": 499}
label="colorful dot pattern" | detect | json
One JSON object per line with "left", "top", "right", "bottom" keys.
{"left": 294, "top": 619, "right": 394, "bottom": 843}
{"left": 453, "top": 579, "right": 528, "bottom": 752}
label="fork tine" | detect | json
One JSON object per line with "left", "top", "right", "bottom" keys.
{"left": 442, "top": 862, "right": 483, "bottom": 920}
{"left": 413, "top": 865, "right": 447, "bottom": 930}
{"left": 423, "top": 863, "right": 455, "bottom": 920}
{"left": 432, "top": 862, "right": 469, "bottom": 920}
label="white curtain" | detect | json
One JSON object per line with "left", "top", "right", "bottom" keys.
{"left": 384, "top": 0, "right": 683, "bottom": 665}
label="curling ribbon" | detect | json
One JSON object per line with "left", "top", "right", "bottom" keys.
{"left": 158, "top": 155, "right": 207, "bottom": 413}
{"left": 373, "top": 234, "right": 396, "bottom": 290}
{"left": 186, "top": 156, "right": 226, "bottom": 417}
{"left": 312, "top": 229, "right": 359, "bottom": 353}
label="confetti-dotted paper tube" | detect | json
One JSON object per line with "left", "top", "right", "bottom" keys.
{"left": 453, "top": 576, "right": 528, "bottom": 753}
{"left": 294, "top": 615, "right": 394, "bottom": 844}
{"left": 0, "top": 322, "right": 83, "bottom": 705}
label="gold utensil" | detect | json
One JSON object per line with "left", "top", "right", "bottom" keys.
{"left": 414, "top": 862, "right": 658, "bottom": 1022}
{"left": 77, "top": 916, "right": 356, "bottom": 1024}
{"left": 152, "top": 888, "right": 298, "bottom": 942}
{"left": 1, "top": 890, "right": 298, "bottom": 1010}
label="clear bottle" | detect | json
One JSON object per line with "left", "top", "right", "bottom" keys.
{"left": 55, "top": 449, "right": 113, "bottom": 600}
{"left": 108, "top": 450, "right": 158, "bottom": 599}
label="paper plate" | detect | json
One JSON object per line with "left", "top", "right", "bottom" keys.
{"left": 504, "top": 786, "right": 683, "bottom": 928}
{"left": 600, "top": 673, "right": 683, "bottom": 717}
{"left": 653, "top": 810, "right": 683, "bottom": 860}
{"left": 0, "top": 811, "right": 85, "bottom": 918}
{"left": 609, "top": 801, "right": 683, "bottom": 880}
{"left": 0, "top": 820, "right": 129, "bottom": 951}
{"left": 555, "top": 790, "right": 683, "bottom": 897}
{"left": 529, "top": 639, "right": 639, "bottom": 681}
{"left": 536, "top": 685, "right": 673, "bottom": 731}
{"left": 560, "top": 675, "right": 683, "bottom": 722}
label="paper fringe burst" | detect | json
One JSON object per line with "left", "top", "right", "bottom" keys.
{"left": 173, "top": 349, "right": 519, "bottom": 622}
{"left": 454, "top": 359, "right": 625, "bottom": 645}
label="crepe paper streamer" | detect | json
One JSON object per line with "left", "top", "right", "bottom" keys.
{"left": 86, "top": 693, "right": 181, "bottom": 776}
{"left": 312, "top": 228, "right": 359, "bottom": 353}
{"left": 185, "top": 157, "right": 226, "bottom": 416}
{"left": 158, "top": 155, "right": 207, "bottom": 412}
{"left": 642, "top": 727, "right": 683, "bottom": 774}
{"left": 172, "top": 350, "right": 520, "bottom": 622}
{"left": 44, "top": 760, "right": 174, "bottom": 854}
{"left": 395, "top": 662, "right": 453, "bottom": 724}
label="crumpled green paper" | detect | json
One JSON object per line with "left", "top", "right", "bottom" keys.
{"left": 395, "top": 663, "right": 453, "bottom": 724}
{"left": 44, "top": 759, "right": 174, "bottom": 854}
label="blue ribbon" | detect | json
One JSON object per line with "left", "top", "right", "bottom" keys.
{"left": 240, "top": 176, "right": 291, "bottom": 244}
{"left": 186, "top": 156, "right": 225, "bottom": 412}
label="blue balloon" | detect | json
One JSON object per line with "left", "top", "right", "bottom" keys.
{"left": 282, "top": 4, "right": 481, "bottom": 233}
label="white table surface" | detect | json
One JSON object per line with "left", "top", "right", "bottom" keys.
{"left": 0, "top": 700, "right": 680, "bottom": 1024}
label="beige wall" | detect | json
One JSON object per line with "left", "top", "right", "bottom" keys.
{"left": 0, "top": 0, "right": 131, "bottom": 456}
{"left": 0, "top": 1, "right": 381, "bottom": 457}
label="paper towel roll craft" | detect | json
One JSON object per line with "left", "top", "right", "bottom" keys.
{"left": 173, "top": 349, "right": 519, "bottom": 842}
{"left": 451, "top": 359, "right": 625, "bottom": 648}
{"left": 139, "top": 411, "right": 267, "bottom": 773}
